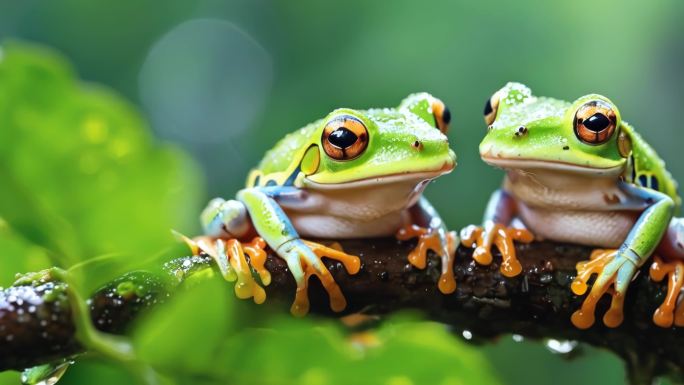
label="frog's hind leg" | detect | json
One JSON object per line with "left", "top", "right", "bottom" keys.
{"left": 200, "top": 198, "right": 252, "bottom": 238}
{"left": 397, "top": 197, "right": 458, "bottom": 294}
{"left": 177, "top": 232, "right": 271, "bottom": 304}
{"left": 182, "top": 195, "right": 273, "bottom": 304}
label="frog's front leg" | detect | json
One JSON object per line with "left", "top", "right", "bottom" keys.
{"left": 237, "top": 187, "right": 360, "bottom": 316}
{"left": 459, "top": 189, "right": 533, "bottom": 277}
{"left": 571, "top": 182, "right": 675, "bottom": 329}
{"left": 396, "top": 197, "right": 458, "bottom": 293}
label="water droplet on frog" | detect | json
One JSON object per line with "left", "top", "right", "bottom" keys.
{"left": 511, "top": 334, "right": 524, "bottom": 342}
{"left": 461, "top": 330, "right": 473, "bottom": 340}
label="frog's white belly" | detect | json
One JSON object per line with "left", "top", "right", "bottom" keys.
{"left": 278, "top": 176, "right": 432, "bottom": 238}
{"left": 289, "top": 211, "right": 407, "bottom": 238}
{"left": 504, "top": 169, "right": 644, "bottom": 248}
{"left": 517, "top": 204, "right": 636, "bottom": 248}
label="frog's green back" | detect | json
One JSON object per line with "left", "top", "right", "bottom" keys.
{"left": 622, "top": 122, "right": 681, "bottom": 211}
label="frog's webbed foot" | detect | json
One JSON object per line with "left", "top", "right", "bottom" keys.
{"left": 459, "top": 222, "right": 533, "bottom": 277}
{"left": 396, "top": 224, "right": 458, "bottom": 294}
{"left": 280, "top": 239, "right": 361, "bottom": 316}
{"left": 571, "top": 248, "right": 639, "bottom": 329}
{"left": 650, "top": 256, "right": 684, "bottom": 327}
{"left": 179, "top": 234, "right": 270, "bottom": 305}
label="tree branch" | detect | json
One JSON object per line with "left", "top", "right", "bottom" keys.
{"left": 0, "top": 239, "right": 682, "bottom": 384}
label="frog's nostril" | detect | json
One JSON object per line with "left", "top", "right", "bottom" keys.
{"left": 412, "top": 140, "right": 423, "bottom": 150}
{"left": 514, "top": 126, "right": 528, "bottom": 137}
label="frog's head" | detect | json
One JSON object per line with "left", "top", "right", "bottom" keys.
{"left": 479, "top": 82, "right": 630, "bottom": 176}
{"left": 302, "top": 93, "right": 456, "bottom": 186}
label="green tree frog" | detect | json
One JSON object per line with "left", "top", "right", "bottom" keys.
{"left": 462, "top": 82, "right": 684, "bottom": 329}
{"left": 186, "top": 93, "right": 457, "bottom": 316}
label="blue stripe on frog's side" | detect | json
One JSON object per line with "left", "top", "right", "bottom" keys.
{"left": 247, "top": 164, "right": 303, "bottom": 189}
{"left": 283, "top": 166, "right": 301, "bottom": 186}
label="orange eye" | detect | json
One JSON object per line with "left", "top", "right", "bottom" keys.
{"left": 483, "top": 90, "right": 501, "bottom": 126}
{"left": 573, "top": 100, "right": 617, "bottom": 145}
{"left": 321, "top": 115, "right": 369, "bottom": 160}
{"left": 431, "top": 98, "right": 451, "bottom": 134}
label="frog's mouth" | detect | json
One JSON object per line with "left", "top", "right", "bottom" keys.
{"left": 481, "top": 155, "right": 624, "bottom": 177}
{"left": 303, "top": 157, "right": 455, "bottom": 190}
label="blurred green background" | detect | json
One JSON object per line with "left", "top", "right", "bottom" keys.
{"left": 1, "top": 0, "right": 683, "bottom": 384}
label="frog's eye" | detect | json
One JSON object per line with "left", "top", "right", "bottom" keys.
{"left": 483, "top": 90, "right": 501, "bottom": 126}
{"left": 321, "top": 115, "right": 369, "bottom": 160}
{"left": 431, "top": 98, "right": 451, "bottom": 134}
{"left": 573, "top": 100, "right": 617, "bottom": 145}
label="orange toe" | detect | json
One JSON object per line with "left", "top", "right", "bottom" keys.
{"left": 650, "top": 256, "right": 684, "bottom": 328}
{"left": 461, "top": 224, "right": 533, "bottom": 277}
{"left": 570, "top": 249, "right": 626, "bottom": 329}
{"left": 396, "top": 224, "right": 457, "bottom": 294}
{"left": 226, "top": 239, "right": 267, "bottom": 304}
{"left": 298, "top": 240, "right": 361, "bottom": 314}
{"left": 243, "top": 237, "right": 271, "bottom": 286}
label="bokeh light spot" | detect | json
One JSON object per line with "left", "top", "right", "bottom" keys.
{"left": 82, "top": 115, "right": 108, "bottom": 144}
{"left": 139, "top": 19, "right": 272, "bottom": 145}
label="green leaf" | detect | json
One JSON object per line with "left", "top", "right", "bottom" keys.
{"left": 56, "top": 358, "right": 138, "bottom": 385}
{"left": 215, "top": 315, "right": 501, "bottom": 385}
{"left": 0, "top": 40, "right": 203, "bottom": 272}
{"left": 132, "top": 279, "right": 501, "bottom": 385}
{"left": 132, "top": 276, "right": 233, "bottom": 375}
{"left": 365, "top": 319, "right": 501, "bottom": 385}
{"left": 0, "top": 218, "right": 52, "bottom": 286}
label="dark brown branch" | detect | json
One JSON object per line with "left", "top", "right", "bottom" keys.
{"left": 0, "top": 240, "right": 682, "bottom": 384}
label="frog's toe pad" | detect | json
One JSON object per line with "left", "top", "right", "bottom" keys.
{"left": 570, "top": 249, "right": 625, "bottom": 329}
{"left": 571, "top": 249, "right": 616, "bottom": 296}
{"left": 302, "top": 240, "right": 361, "bottom": 275}
{"left": 650, "top": 256, "right": 684, "bottom": 328}
{"left": 396, "top": 225, "right": 457, "bottom": 294}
